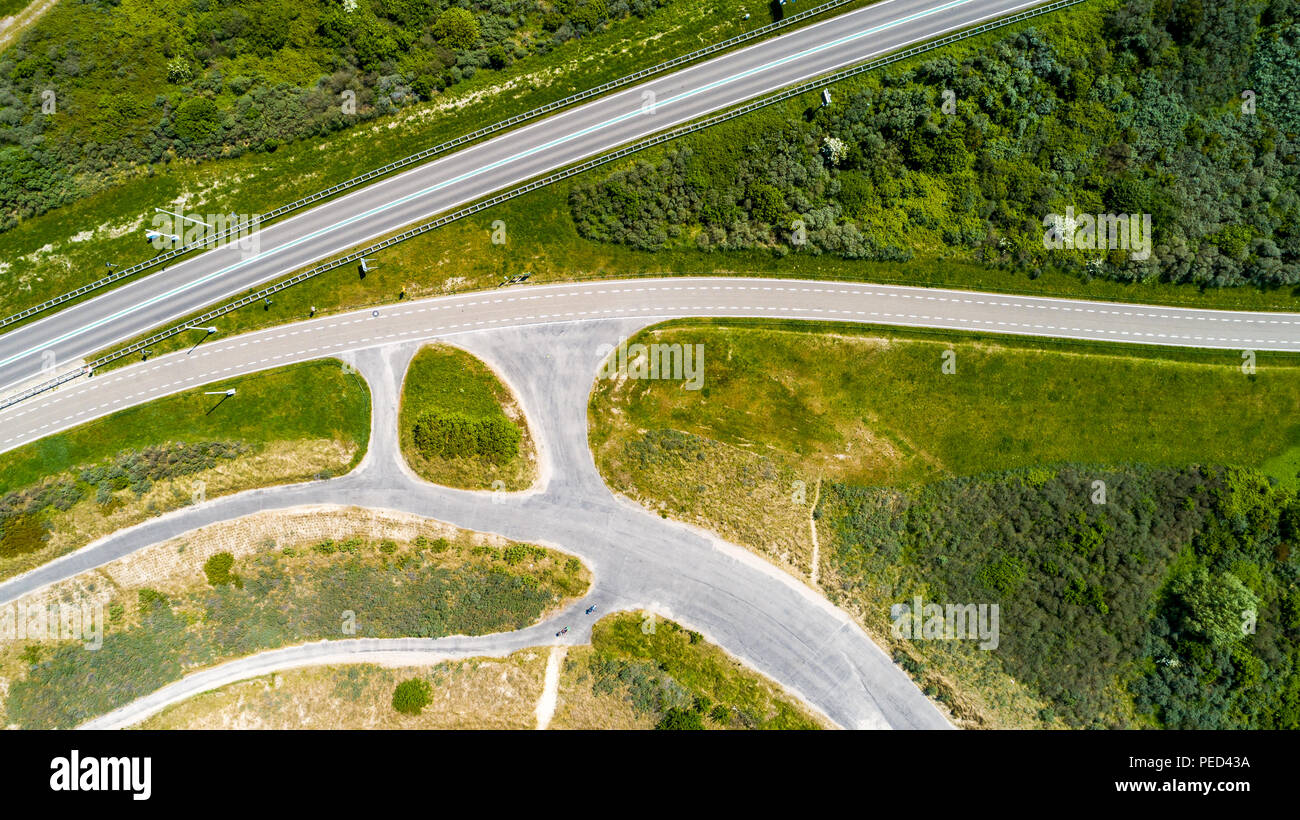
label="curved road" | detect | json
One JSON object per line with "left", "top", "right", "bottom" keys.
{"left": 4, "top": 276, "right": 1300, "bottom": 728}
{"left": 0, "top": 0, "right": 1051, "bottom": 391}
{"left": 4, "top": 276, "right": 1299, "bottom": 454}
{"left": 24, "top": 324, "right": 951, "bottom": 730}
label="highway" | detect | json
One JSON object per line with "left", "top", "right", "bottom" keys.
{"left": 0, "top": 0, "right": 1052, "bottom": 393}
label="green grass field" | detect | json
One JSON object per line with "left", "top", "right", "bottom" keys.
{"left": 589, "top": 321, "right": 1300, "bottom": 489}
{"left": 398, "top": 343, "right": 535, "bottom": 490}
{"left": 0, "top": 359, "right": 370, "bottom": 495}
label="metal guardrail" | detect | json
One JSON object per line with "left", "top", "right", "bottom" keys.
{"left": 1, "top": 0, "right": 1086, "bottom": 412}
{"left": 0, "top": 0, "right": 860, "bottom": 333}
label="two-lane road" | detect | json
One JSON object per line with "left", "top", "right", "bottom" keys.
{"left": 3, "top": 276, "right": 1298, "bottom": 455}
{"left": 0, "top": 0, "right": 1052, "bottom": 392}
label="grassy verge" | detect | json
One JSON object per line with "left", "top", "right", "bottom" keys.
{"left": 398, "top": 343, "right": 537, "bottom": 490}
{"left": 0, "top": 0, "right": 870, "bottom": 323}
{"left": 0, "top": 359, "right": 370, "bottom": 582}
{"left": 553, "top": 612, "right": 827, "bottom": 729}
{"left": 1, "top": 507, "right": 590, "bottom": 728}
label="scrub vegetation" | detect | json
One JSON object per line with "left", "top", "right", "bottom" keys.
{"left": 2, "top": 527, "right": 588, "bottom": 728}
{"left": 589, "top": 320, "right": 1300, "bottom": 728}
{"left": 0, "top": 359, "right": 370, "bottom": 582}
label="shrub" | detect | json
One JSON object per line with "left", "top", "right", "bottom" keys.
{"left": 412, "top": 409, "right": 520, "bottom": 464}
{"left": 171, "top": 97, "right": 223, "bottom": 144}
{"left": 656, "top": 707, "right": 705, "bottom": 730}
{"left": 432, "top": 8, "right": 479, "bottom": 50}
{"left": 392, "top": 677, "right": 433, "bottom": 715}
{"left": 202, "top": 552, "right": 236, "bottom": 587}
{"left": 137, "top": 588, "right": 169, "bottom": 612}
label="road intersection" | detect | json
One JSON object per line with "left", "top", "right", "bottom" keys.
{"left": 4, "top": 276, "right": 1300, "bottom": 728}
{"left": 17, "top": 322, "right": 953, "bottom": 731}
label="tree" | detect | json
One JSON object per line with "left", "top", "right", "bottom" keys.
{"left": 392, "top": 678, "right": 433, "bottom": 715}
{"left": 432, "top": 8, "right": 479, "bottom": 50}
{"left": 1172, "top": 567, "right": 1259, "bottom": 649}
{"left": 746, "top": 183, "right": 785, "bottom": 223}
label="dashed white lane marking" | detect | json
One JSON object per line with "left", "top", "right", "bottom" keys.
{"left": 4, "top": 281, "right": 1300, "bottom": 446}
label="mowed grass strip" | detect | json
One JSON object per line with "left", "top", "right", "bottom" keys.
{"left": 398, "top": 343, "right": 535, "bottom": 490}
{"left": 589, "top": 321, "right": 1300, "bottom": 488}
{"left": 0, "top": 359, "right": 370, "bottom": 495}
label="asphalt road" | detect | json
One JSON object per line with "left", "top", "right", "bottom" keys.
{"left": 24, "top": 326, "right": 951, "bottom": 730}
{"left": 4, "top": 276, "right": 1300, "bottom": 728}
{"left": 4, "top": 276, "right": 1300, "bottom": 454}
{"left": 0, "top": 0, "right": 1050, "bottom": 392}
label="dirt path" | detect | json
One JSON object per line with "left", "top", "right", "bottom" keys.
{"left": 534, "top": 645, "right": 567, "bottom": 730}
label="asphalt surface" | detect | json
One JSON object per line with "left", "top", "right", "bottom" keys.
{"left": 59, "top": 324, "right": 949, "bottom": 730}
{"left": 5, "top": 276, "right": 1300, "bottom": 728}
{"left": 0, "top": 0, "right": 1051, "bottom": 392}
{"left": 5, "top": 276, "right": 1300, "bottom": 454}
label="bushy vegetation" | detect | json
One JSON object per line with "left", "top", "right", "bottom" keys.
{"left": 5, "top": 533, "right": 586, "bottom": 728}
{"left": 202, "top": 551, "right": 238, "bottom": 587}
{"left": 571, "top": 0, "right": 1300, "bottom": 289}
{"left": 413, "top": 409, "right": 520, "bottom": 463}
{"left": 391, "top": 677, "right": 433, "bottom": 715}
{"left": 581, "top": 613, "right": 823, "bottom": 729}
{"left": 820, "top": 465, "right": 1300, "bottom": 728}
{"left": 0, "top": 0, "right": 668, "bottom": 226}
{"left": 0, "top": 441, "right": 247, "bottom": 558}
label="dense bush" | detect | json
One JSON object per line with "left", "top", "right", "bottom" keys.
{"left": 821, "top": 464, "right": 1300, "bottom": 728}
{"left": 412, "top": 409, "right": 520, "bottom": 464}
{"left": 572, "top": 0, "right": 1300, "bottom": 289}
{"left": 202, "top": 552, "right": 237, "bottom": 587}
{"left": 392, "top": 677, "right": 433, "bottom": 715}
{"left": 0, "top": 0, "right": 669, "bottom": 226}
